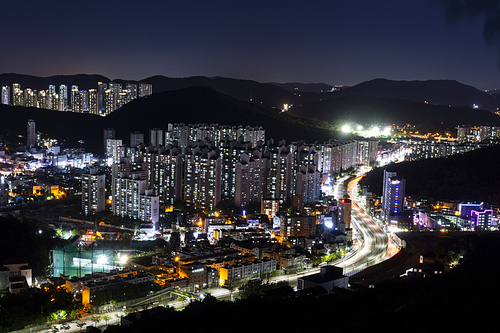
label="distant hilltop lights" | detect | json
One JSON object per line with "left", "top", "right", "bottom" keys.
{"left": 341, "top": 123, "right": 392, "bottom": 137}
{"left": 1, "top": 82, "right": 152, "bottom": 116}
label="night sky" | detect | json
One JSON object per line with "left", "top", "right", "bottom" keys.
{"left": 2, "top": 0, "right": 500, "bottom": 88}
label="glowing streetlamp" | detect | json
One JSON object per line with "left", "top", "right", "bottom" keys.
{"left": 175, "top": 256, "right": 180, "bottom": 276}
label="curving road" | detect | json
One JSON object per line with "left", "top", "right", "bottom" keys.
{"left": 336, "top": 175, "right": 397, "bottom": 275}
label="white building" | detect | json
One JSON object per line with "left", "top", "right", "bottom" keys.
{"left": 82, "top": 169, "right": 106, "bottom": 216}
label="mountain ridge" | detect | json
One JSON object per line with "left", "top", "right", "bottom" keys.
{"left": 321, "top": 78, "right": 500, "bottom": 112}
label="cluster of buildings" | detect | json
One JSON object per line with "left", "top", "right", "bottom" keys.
{"left": 456, "top": 125, "right": 500, "bottom": 143}
{"left": 381, "top": 169, "right": 497, "bottom": 231}
{"left": 1, "top": 81, "right": 152, "bottom": 116}
{"left": 403, "top": 140, "right": 483, "bottom": 161}
{"left": 414, "top": 201, "right": 495, "bottom": 231}
{"left": 21, "top": 119, "right": 98, "bottom": 167}
{"left": 83, "top": 123, "right": 378, "bottom": 224}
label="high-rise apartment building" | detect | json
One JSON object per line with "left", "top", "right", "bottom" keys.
{"left": 339, "top": 198, "right": 352, "bottom": 229}
{"left": 12, "top": 83, "right": 22, "bottom": 106}
{"left": 106, "top": 139, "right": 124, "bottom": 166}
{"left": 138, "top": 83, "right": 152, "bottom": 97}
{"left": 51, "top": 93, "right": 60, "bottom": 111}
{"left": 149, "top": 128, "right": 164, "bottom": 147}
{"left": 98, "top": 82, "right": 107, "bottom": 113}
{"left": 1, "top": 86, "right": 10, "bottom": 105}
{"left": 80, "top": 90, "right": 88, "bottom": 112}
{"left": 59, "top": 84, "right": 67, "bottom": 111}
{"left": 234, "top": 153, "right": 266, "bottom": 207}
{"left": 48, "top": 85, "right": 56, "bottom": 109}
{"left": 71, "top": 85, "right": 82, "bottom": 112}
{"left": 37, "top": 90, "right": 48, "bottom": 109}
{"left": 112, "top": 163, "right": 159, "bottom": 223}
{"left": 103, "top": 128, "right": 115, "bottom": 153}
{"left": 82, "top": 169, "right": 106, "bottom": 215}
{"left": 295, "top": 164, "right": 321, "bottom": 204}
{"left": 126, "top": 83, "right": 138, "bottom": 100}
{"left": 13, "top": 90, "right": 24, "bottom": 106}
{"left": 184, "top": 149, "right": 221, "bottom": 211}
{"left": 116, "top": 91, "right": 130, "bottom": 109}
{"left": 105, "top": 89, "right": 116, "bottom": 115}
{"left": 27, "top": 119, "right": 36, "bottom": 148}
{"left": 130, "top": 131, "right": 144, "bottom": 147}
{"left": 109, "top": 82, "right": 122, "bottom": 95}
{"left": 25, "top": 89, "right": 37, "bottom": 108}
{"left": 382, "top": 170, "right": 405, "bottom": 219}
{"left": 89, "top": 89, "right": 99, "bottom": 115}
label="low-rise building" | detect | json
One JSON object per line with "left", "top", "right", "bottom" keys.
{"left": 297, "top": 266, "right": 348, "bottom": 293}
{"left": 219, "top": 258, "right": 276, "bottom": 286}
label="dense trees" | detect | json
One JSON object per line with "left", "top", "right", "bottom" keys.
{"left": 0, "top": 215, "right": 67, "bottom": 277}
{"left": 0, "top": 287, "right": 78, "bottom": 332}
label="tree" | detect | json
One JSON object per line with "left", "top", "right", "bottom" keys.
{"left": 102, "top": 314, "right": 111, "bottom": 326}
{"left": 91, "top": 315, "right": 102, "bottom": 327}
{"left": 54, "top": 228, "right": 63, "bottom": 238}
{"left": 58, "top": 310, "right": 67, "bottom": 321}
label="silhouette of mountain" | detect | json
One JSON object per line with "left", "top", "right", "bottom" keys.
{"left": 319, "top": 78, "right": 500, "bottom": 112}
{"left": 287, "top": 95, "right": 500, "bottom": 132}
{"left": 0, "top": 73, "right": 320, "bottom": 110}
{"left": 133, "top": 75, "right": 319, "bottom": 109}
{"left": 0, "top": 86, "right": 337, "bottom": 155}
{"left": 268, "top": 82, "right": 333, "bottom": 94}
{"left": 0, "top": 73, "right": 110, "bottom": 91}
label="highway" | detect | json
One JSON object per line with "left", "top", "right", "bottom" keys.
{"left": 336, "top": 175, "right": 397, "bottom": 275}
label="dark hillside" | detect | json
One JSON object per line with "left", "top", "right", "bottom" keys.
{"left": 0, "top": 104, "right": 104, "bottom": 151}
{"left": 102, "top": 86, "right": 337, "bottom": 147}
{"left": 320, "top": 78, "right": 500, "bottom": 112}
{"left": 361, "top": 145, "right": 500, "bottom": 205}
{"left": 0, "top": 86, "right": 338, "bottom": 154}
{"left": 288, "top": 95, "right": 500, "bottom": 132}
{"left": 135, "top": 75, "right": 319, "bottom": 109}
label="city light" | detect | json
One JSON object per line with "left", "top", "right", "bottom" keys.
{"left": 118, "top": 253, "right": 128, "bottom": 264}
{"left": 340, "top": 123, "right": 393, "bottom": 138}
{"left": 97, "top": 254, "right": 107, "bottom": 265}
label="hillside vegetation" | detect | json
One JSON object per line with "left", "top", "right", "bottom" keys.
{"left": 361, "top": 145, "right": 500, "bottom": 205}
{"left": 0, "top": 86, "right": 338, "bottom": 154}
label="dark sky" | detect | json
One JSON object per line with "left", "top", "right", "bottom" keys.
{"left": 1, "top": 0, "right": 500, "bottom": 88}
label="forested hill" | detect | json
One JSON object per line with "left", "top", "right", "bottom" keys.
{"left": 320, "top": 78, "right": 500, "bottom": 112}
{"left": 0, "top": 86, "right": 339, "bottom": 154}
{"left": 287, "top": 95, "right": 500, "bottom": 133}
{"left": 361, "top": 145, "right": 500, "bottom": 205}
{"left": 102, "top": 86, "right": 338, "bottom": 148}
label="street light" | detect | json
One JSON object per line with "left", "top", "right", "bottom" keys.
{"left": 175, "top": 256, "right": 180, "bottom": 276}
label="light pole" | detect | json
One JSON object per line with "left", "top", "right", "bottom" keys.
{"left": 175, "top": 256, "right": 180, "bottom": 277}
